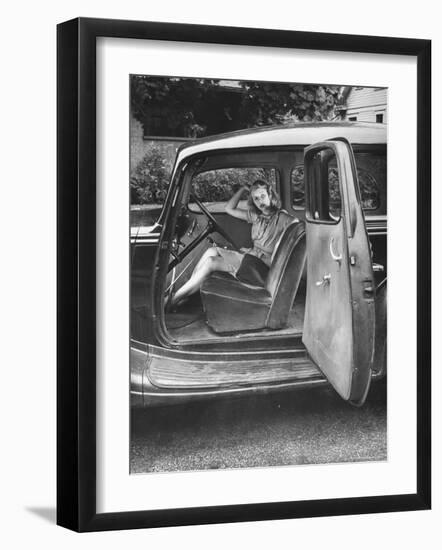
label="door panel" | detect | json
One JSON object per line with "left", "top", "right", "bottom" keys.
{"left": 303, "top": 221, "right": 353, "bottom": 398}
{"left": 302, "top": 140, "right": 375, "bottom": 405}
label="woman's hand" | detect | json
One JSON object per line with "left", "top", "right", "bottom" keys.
{"left": 233, "top": 183, "right": 249, "bottom": 194}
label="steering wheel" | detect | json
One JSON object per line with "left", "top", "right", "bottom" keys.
{"left": 191, "top": 194, "right": 241, "bottom": 251}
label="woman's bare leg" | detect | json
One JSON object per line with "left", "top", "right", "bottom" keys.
{"left": 169, "top": 247, "right": 218, "bottom": 305}
{"left": 192, "top": 246, "right": 219, "bottom": 273}
{"left": 171, "top": 255, "right": 230, "bottom": 305}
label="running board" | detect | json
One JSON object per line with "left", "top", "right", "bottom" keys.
{"left": 147, "top": 345, "right": 323, "bottom": 389}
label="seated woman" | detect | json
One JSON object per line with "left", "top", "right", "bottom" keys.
{"left": 169, "top": 179, "right": 298, "bottom": 308}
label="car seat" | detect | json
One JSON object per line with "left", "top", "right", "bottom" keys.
{"left": 200, "top": 221, "right": 306, "bottom": 333}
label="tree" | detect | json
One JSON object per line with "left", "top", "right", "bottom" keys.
{"left": 131, "top": 76, "right": 221, "bottom": 138}
{"left": 239, "top": 82, "right": 340, "bottom": 126}
{"left": 130, "top": 76, "right": 341, "bottom": 137}
{"left": 130, "top": 77, "right": 342, "bottom": 206}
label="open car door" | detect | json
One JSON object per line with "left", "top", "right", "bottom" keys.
{"left": 302, "top": 139, "right": 375, "bottom": 406}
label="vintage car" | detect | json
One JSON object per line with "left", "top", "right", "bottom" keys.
{"left": 130, "top": 122, "right": 387, "bottom": 407}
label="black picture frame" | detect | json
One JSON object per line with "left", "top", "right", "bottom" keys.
{"left": 57, "top": 17, "right": 431, "bottom": 532}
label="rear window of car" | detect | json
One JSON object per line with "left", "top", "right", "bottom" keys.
{"left": 291, "top": 151, "right": 386, "bottom": 214}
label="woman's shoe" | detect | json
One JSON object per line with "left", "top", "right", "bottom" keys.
{"left": 164, "top": 290, "right": 190, "bottom": 313}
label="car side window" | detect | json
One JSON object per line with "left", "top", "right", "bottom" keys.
{"left": 189, "top": 167, "right": 278, "bottom": 212}
{"left": 291, "top": 151, "right": 385, "bottom": 214}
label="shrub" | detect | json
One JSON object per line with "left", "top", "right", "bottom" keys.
{"left": 192, "top": 168, "right": 275, "bottom": 202}
{"left": 131, "top": 150, "right": 277, "bottom": 206}
{"left": 130, "top": 147, "right": 173, "bottom": 205}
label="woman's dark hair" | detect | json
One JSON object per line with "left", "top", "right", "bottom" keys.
{"left": 247, "top": 179, "right": 281, "bottom": 215}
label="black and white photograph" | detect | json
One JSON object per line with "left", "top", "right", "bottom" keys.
{"left": 129, "top": 75, "right": 388, "bottom": 474}
{"left": 0, "top": 0, "right": 437, "bottom": 541}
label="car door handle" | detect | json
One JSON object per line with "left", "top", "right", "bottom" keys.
{"left": 316, "top": 274, "right": 331, "bottom": 286}
{"left": 329, "top": 237, "right": 342, "bottom": 262}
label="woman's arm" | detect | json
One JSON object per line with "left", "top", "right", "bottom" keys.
{"left": 225, "top": 185, "right": 249, "bottom": 220}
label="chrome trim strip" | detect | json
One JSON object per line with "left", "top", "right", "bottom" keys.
{"left": 148, "top": 344, "right": 305, "bottom": 359}
{"left": 141, "top": 376, "right": 327, "bottom": 398}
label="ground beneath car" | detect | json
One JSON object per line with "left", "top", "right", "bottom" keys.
{"left": 130, "top": 380, "right": 387, "bottom": 473}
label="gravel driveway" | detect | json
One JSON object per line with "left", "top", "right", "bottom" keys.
{"left": 130, "top": 380, "right": 387, "bottom": 474}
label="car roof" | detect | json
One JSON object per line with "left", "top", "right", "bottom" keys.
{"left": 176, "top": 122, "right": 386, "bottom": 163}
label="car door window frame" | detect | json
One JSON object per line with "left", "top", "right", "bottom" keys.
{"left": 304, "top": 142, "right": 356, "bottom": 235}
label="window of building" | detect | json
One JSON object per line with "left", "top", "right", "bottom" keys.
{"left": 142, "top": 112, "right": 176, "bottom": 138}
{"left": 376, "top": 113, "right": 384, "bottom": 123}
{"left": 348, "top": 116, "right": 357, "bottom": 121}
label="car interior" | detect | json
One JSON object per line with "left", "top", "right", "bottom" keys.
{"left": 155, "top": 146, "right": 386, "bottom": 346}
{"left": 163, "top": 151, "right": 309, "bottom": 344}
